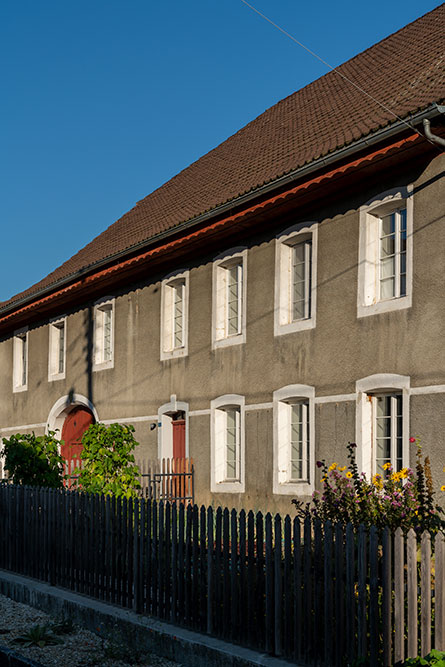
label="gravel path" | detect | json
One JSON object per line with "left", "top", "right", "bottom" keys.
{"left": 0, "top": 593, "right": 181, "bottom": 666}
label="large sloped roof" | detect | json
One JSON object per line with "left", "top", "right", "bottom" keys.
{"left": 3, "top": 3, "right": 445, "bottom": 311}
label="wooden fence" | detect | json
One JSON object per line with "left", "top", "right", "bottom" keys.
{"left": 0, "top": 484, "right": 443, "bottom": 665}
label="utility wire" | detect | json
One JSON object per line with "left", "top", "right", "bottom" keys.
{"left": 239, "top": 0, "right": 439, "bottom": 147}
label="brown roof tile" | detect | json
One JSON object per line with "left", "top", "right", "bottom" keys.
{"left": 3, "top": 3, "right": 445, "bottom": 311}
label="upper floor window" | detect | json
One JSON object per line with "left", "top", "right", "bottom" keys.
{"left": 48, "top": 317, "right": 66, "bottom": 381}
{"left": 274, "top": 223, "right": 318, "bottom": 336}
{"left": 13, "top": 327, "right": 28, "bottom": 392}
{"left": 211, "top": 394, "right": 245, "bottom": 493}
{"left": 355, "top": 374, "right": 409, "bottom": 479}
{"left": 93, "top": 297, "right": 114, "bottom": 370}
{"left": 357, "top": 187, "right": 412, "bottom": 317}
{"left": 161, "top": 271, "right": 189, "bottom": 360}
{"left": 212, "top": 248, "right": 247, "bottom": 349}
{"left": 273, "top": 384, "right": 315, "bottom": 495}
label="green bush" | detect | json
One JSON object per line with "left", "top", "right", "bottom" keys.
{"left": 404, "top": 649, "right": 445, "bottom": 666}
{"left": 74, "top": 422, "right": 141, "bottom": 498}
{"left": 1, "top": 431, "right": 65, "bottom": 488}
{"left": 293, "top": 440, "right": 445, "bottom": 533}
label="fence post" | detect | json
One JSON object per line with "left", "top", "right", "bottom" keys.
{"left": 407, "top": 528, "right": 418, "bottom": 658}
{"left": 435, "top": 531, "right": 445, "bottom": 651}
{"left": 274, "top": 514, "right": 282, "bottom": 657}
{"left": 207, "top": 506, "right": 214, "bottom": 635}
{"left": 265, "top": 512, "right": 274, "bottom": 655}
{"left": 369, "top": 525, "right": 378, "bottom": 667}
{"left": 421, "top": 531, "right": 431, "bottom": 656}
{"left": 382, "top": 526, "right": 392, "bottom": 667}
{"left": 394, "top": 526, "right": 405, "bottom": 664}
{"left": 357, "top": 524, "right": 367, "bottom": 660}
{"left": 324, "top": 520, "right": 333, "bottom": 666}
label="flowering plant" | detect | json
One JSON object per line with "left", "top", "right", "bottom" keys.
{"left": 292, "top": 440, "right": 445, "bottom": 533}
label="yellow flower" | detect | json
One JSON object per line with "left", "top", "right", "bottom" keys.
{"left": 338, "top": 466, "right": 347, "bottom": 472}
{"left": 346, "top": 472, "right": 353, "bottom": 479}
{"left": 441, "top": 485, "right": 445, "bottom": 492}
{"left": 372, "top": 474, "right": 383, "bottom": 490}
{"left": 328, "top": 462, "right": 338, "bottom": 471}
{"left": 391, "top": 472, "right": 402, "bottom": 482}
{"left": 321, "top": 477, "right": 327, "bottom": 483}
{"left": 383, "top": 462, "right": 392, "bottom": 470}
{"left": 400, "top": 468, "right": 409, "bottom": 479}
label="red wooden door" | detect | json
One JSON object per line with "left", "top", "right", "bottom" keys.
{"left": 172, "top": 419, "right": 185, "bottom": 459}
{"left": 61, "top": 406, "right": 94, "bottom": 482}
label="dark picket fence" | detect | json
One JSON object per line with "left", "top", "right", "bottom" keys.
{"left": 0, "top": 484, "right": 444, "bottom": 665}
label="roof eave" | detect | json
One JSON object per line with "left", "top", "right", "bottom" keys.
{"left": 1, "top": 102, "right": 443, "bottom": 318}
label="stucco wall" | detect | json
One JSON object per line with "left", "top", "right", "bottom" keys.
{"left": 0, "top": 152, "right": 444, "bottom": 513}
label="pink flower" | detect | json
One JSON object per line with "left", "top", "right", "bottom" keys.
{"left": 409, "top": 437, "right": 416, "bottom": 443}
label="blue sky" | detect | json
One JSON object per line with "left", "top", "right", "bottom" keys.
{"left": 0, "top": 0, "right": 440, "bottom": 302}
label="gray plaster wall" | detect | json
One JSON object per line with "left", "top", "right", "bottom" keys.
{"left": 0, "top": 153, "right": 444, "bottom": 513}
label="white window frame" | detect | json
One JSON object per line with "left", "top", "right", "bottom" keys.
{"left": 357, "top": 187, "right": 413, "bottom": 317}
{"left": 274, "top": 223, "right": 318, "bottom": 336}
{"left": 157, "top": 395, "right": 190, "bottom": 459}
{"left": 355, "top": 374, "right": 410, "bottom": 479}
{"left": 211, "top": 394, "right": 245, "bottom": 493}
{"left": 93, "top": 297, "right": 115, "bottom": 371}
{"left": 12, "top": 327, "right": 29, "bottom": 393}
{"left": 273, "top": 384, "right": 315, "bottom": 495}
{"left": 160, "top": 270, "right": 189, "bottom": 361}
{"left": 48, "top": 316, "right": 66, "bottom": 381}
{"left": 212, "top": 248, "right": 247, "bottom": 349}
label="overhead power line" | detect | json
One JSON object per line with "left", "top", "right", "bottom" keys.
{"left": 239, "top": 0, "right": 441, "bottom": 148}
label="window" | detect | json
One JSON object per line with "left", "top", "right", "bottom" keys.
{"left": 212, "top": 249, "right": 247, "bottom": 349}
{"left": 13, "top": 328, "right": 28, "bottom": 392}
{"left": 211, "top": 394, "right": 245, "bottom": 493}
{"left": 355, "top": 374, "right": 409, "bottom": 478}
{"left": 373, "top": 393, "right": 403, "bottom": 476}
{"left": 273, "top": 384, "right": 315, "bottom": 495}
{"left": 93, "top": 298, "right": 114, "bottom": 370}
{"left": 357, "top": 187, "right": 412, "bottom": 317}
{"left": 274, "top": 223, "right": 318, "bottom": 336}
{"left": 48, "top": 317, "right": 66, "bottom": 381}
{"left": 161, "top": 271, "right": 189, "bottom": 360}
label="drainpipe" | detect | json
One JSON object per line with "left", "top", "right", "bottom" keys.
{"left": 423, "top": 118, "right": 445, "bottom": 149}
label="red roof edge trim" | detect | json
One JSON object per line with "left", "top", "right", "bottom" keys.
{"left": 0, "top": 133, "right": 420, "bottom": 329}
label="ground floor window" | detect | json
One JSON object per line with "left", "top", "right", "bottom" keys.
{"left": 273, "top": 385, "right": 314, "bottom": 496}
{"left": 373, "top": 393, "right": 403, "bottom": 476}
{"left": 211, "top": 394, "right": 245, "bottom": 493}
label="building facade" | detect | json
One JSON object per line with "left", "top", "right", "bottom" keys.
{"left": 0, "top": 7, "right": 444, "bottom": 512}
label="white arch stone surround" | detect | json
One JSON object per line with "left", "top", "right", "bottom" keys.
{"left": 46, "top": 394, "right": 99, "bottom": 437}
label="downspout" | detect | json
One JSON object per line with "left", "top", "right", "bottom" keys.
{"left": 423, "top": 118, "right": 445, "bottom": 149}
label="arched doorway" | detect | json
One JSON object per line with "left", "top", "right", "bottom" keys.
{"left": 61, "top": 406, "right": 95, "bottom": 481}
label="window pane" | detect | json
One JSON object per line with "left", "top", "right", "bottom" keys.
{"left": 227, "top": 265, "right": 241, "bottom": 336}
{"left": 226, "top": 409, "right": 239, "bottom": 480}
{"left": 103, "top": 308, "right": 112, "bottom": 361}
{"left": 380, "top": 277, "right": 395, "bottom": 300}
{"left": 173, "top": 284, "right": 184, "bottom": 348}
{"left": 399, "top": 208, "right": 407, "bottom": 232}
{"left": 58, "top": 324, "right": 65, "bottom": 374}
{"left": 375, "top": 393, "right": 403, "bottom": 475}
{"left": 290, "top": 402, "right": 308, "bottom": 482}
{"left": 292, "top": 242, "right": 311, "bottom": 322}
{"left": 380, "top": 236, "right": 395, "bottom": 257}
{"left": 381, "top": 214, "right": 395, "bottom": 236}
{"left": 380, "top": 257, "right": 395, "bottom": 280}
{"left": 21, "top": 336, "right": 27, "bottom": 386}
